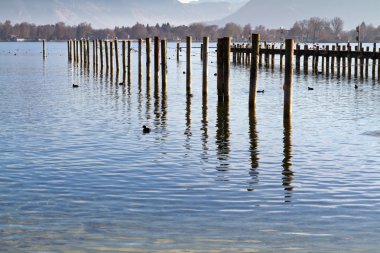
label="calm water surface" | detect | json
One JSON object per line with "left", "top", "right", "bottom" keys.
{"left": 1, "top": 42, "right": 380, "bottom": 252}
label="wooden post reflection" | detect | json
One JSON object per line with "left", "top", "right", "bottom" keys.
{"left": 248, "top": 107, "right": 259, "bottom": 191}
{"left": 216, "top": 100, "right": 230, "bottom": 171}
{"left": 201, "top": 96, "right": 209, "bottom": 162}
{"left": 282, "top": 119, "right": 294, "bottom": 202}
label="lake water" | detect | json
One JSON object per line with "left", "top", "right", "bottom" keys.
{"left": 1, "top": 42, "right": 380, "bottom": 252}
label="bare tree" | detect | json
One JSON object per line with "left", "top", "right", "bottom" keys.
{"left": 331, "top": 17, "right": 344, "bottom": 40}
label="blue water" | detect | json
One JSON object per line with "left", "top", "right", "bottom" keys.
{"left": 1, "top": 42, "right": 380, "bottom": 252}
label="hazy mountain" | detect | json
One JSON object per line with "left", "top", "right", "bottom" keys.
{"left": 0, "top": 0, "right": 238, "bottom": 28}
{"left": 217, "top": 0, "right": 380, "bottom": 29}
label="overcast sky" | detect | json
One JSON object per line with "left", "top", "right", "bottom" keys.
{"left": 179, "top": 0, "right": 247, "bottom": 3}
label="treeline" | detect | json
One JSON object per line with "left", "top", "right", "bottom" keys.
{"left": 1, "top": 17, "right": 380, "bottom": 42}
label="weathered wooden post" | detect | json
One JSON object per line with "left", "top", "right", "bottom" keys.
{"left": 154, "top": 36, "right": 160, "bottom": 91}
{"left": 114, "top": 39, "right": 119, "bottom": 74}
{"left": 249, "top": 33, "right": 260, "bottom": 110}
{"left": 378, "top": 48, "right": 380, "bottom": 80}
{"left": 138, "top": 38, "right": 142, "bottom": 85}
{"left": 110, "top": 40, "right": 114, "bottom": 75}
{"left": 325, "top": 45, "right": 330, "bottom": 76}
{"left": 80, "top": 40, "right": 84, "bottom": 65}
{"left": 99, "top": 40, "right": 104, "bottom": 71}
{"left": 122, "top": 40, "right": 126, "bottom": 83}
{"left": 284, "top": 39, "right": 294, "bottom": 121}
{"left": 354, "top": 46, "right": 358, "bottom": 78}
{"left": 86, "top": 40, "right": 90, "bottom": 69}
{"left": 67, "top": 40, "right": 71, "bottom": 62}
{"left": 128, "top": 40, "right": 132, "bottom": 85}
{"left": 73, "top": 39, "right": 77, "bottom": 63}
{"left": 372, "top": 43, "right": 376, "bottom": 80}
{"left": 93, "top": 40, "right": 96, "bottom": 71}
{"left": 186, "top": 36, "right": 192, "bottom": 96}
{"left": 217, "top": 37, "right": 231, "bottom": 101}
{"left": 146, "top": 38, "right": 151, "bottom": 84}
{"left": 105, "top": 40, "right": 109, "bottom": 72}
{"left": 295, "top": 44, "right": 300, "bottom": 72}
{"left": 331, "top": 45, "right": 335, "bottom": 76}
{"left": 259, "top": 43, "right": 263, "bottom": 67}
{"left": 177, "top": 42, "right": 180, "bottom": 62}
{"left": 337, "top": 45, "right": 341, "bottom": 78}
{"left": 161, "top": 39, "right": 167, "bottom": 93}
{"left": 347, "top": 45, "right": 352, "bottom": 79}
{"left": 365, "top": 46, "right": 369, "bottom": 79}
{"left": 360, "top": 46, "right": 364, "bottom": 79}
{"left": 303, "top": 45, "right": 308, "bottom": 74}
{"left": 271, "top": 44, "right": 275, "bottom": 68}
{"left": 280, "top": 43, "right": 284, "bottom": 70}
{"left": 342, "top": 45, "right": 346, "bottom": 76}
{"left": 76, "top": 40, "right": 79, "bottom": 64}
{"left": 202, "top": 36, "right": 209, "bottom": 98}
{"left": 43, "top": 39, "right": 46, "bottom": 59}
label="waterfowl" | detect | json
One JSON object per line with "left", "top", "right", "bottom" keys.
{"left": 214, "top": 73, "right": 217, "bottom": 76}
{"left": 183, "top": 71, "right": 186, "bottom": 74}
{"left": 142, "top": 125, "right": 151, "bottom": 133}
{"left": 72, "top": 84, "right": 79, "bottom": 88}
{"left": 257, "top": 90, "right": 265, "bottom": 93}
{"left": 119, "top": 82, "right": 125, "bottom": 85}
{"left": 354, "top": 84, "right": 358, "bottom": 89}
{"left": 308, "top": 87, "right": 314, "bottom": 90}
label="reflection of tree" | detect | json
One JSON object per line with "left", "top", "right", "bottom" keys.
{"left": 216, "top": 100, "right": 230, "bottom": 171}
{"left": 282, "top": 119, "right": 294, "bottom": 202}
{"left": 248, "top": 108, "right": 259, "bottom": 191}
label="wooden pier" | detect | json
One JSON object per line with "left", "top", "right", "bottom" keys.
{"left": 231, "top": 42, "right": 380, "bottom": 80}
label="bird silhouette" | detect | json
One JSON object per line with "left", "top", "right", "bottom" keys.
{"left": 308, "top": 87, "right": 314, "bottom": 90}
{"left": 257, "top": 90, "right": 265, "bottom": 93}
{"left": 142, "top": 125, "right": 151, "bottom": 134}
{"left": 72, "top": 84, "right": 79, "bottom": 88}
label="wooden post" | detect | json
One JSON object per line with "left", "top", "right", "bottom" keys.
{"left": 67, "top": 40, "right": 71, "bottom": 62}
{"left": 342, "top": 46, "right": 346, "bottom": 77}
{"left": 365, "top": 46, "right": 369, "bottom": 79}
{"left": 122, "top": 40, "right": 126, "bottom": 73}
{"left": 280, "top": 43, "right": 284, "bottom": 70}
{"left": 378, "top": 48, "right": 380, "bottom": 81}
{"left": 325, "top": 45, "right": 330, "bottom": 76}
{"left": 202, "top": 36, "right": 209, "bottom": 98}
{"left": 110, "top": 40, "right": 114, "bottom": 75}
{"left": 217, "top": 37, "right": 231, "bottom": 101}
{"left": 303, "top": 45, "right": 308, "bottom": 74}
{"left": 295, "top": 44, "right": 300, "bottom": 72}
{"left": 186, "top": 36, "right": 192, "bottom": 96}
{"left": 114, "top": 39, "right": 119, "bottom": 74}
{"left": 372, "top": 43, "right": 376, "bottom": 80}
{"left": 177, "top": 42, "right": 180, "bottom": 62}
{"left": 138, "top": 38, "right": 142, "bottom": 85}
{"left": 73, "top": 39, "right": 77, "bottom": 63}
{"left": 99, "top": 40, "right": 104, "bottom": 71}
{"left": 154, "top": 36, "right": 160, "bottom": 91}
{"left": 43, "top": 39, "right": 46, "bottom": 59}
{"left": 76, "top": 40, "right": 79, "bottom": 64}
{"left": 347, "top": 45, "right": 352, "bottom": 79}
{"left": 105, "top": 40, "right": 109, "bottom": 72}
{"left": 331, "top": 45, "right": 335, "bottom": 76}
{"left": 80, "top": 40, "right": 84, "bottom": 65}
{"left": 284, "top": 39, "right": 294, "bottom": 121}
{"left": 128, "top": 40, "right": 132, "bottom": 85}
{"left": 122, "top": 40, "right": 126, "bottom": 83}
{"left": 337, "top": 45, "right": 341, "bottom": 78}
{"left": 360, "top": 46, "right": 364, "bottom": 79}
{"left": 259, "top": 43, "right": 263, "bottom": 67}
{"left": 86, "top": 40, "right": 90, "bottom": 69}
{"left": 354, "top": 46, "right": 358, "bottom": 78}
{"left": 146, "top": 38, "right": 151, "bottom": 84}
{"left": 249, "top": 33, "right": 260, "bottom": 109}
{"left": 93, "top": 40, "right": 96, "bottom": 71}
{"left": 271, "top": 44, "right": 275, "bottom": 68}
{"left": 161, "top": 39, "right": 167, "bottom": 92}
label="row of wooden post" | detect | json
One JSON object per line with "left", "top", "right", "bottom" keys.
{"left": 65, "top": 34, "right": 294, "bottom": 121}
{"left": 232, "top": 42, "right": 380, "bottom": 80}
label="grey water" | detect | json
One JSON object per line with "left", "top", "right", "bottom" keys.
{"left": 1, "top": 42, "right": 380, "bottom": 252}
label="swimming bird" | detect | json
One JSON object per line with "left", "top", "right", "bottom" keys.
{"left": 183, "top": 71, "right": 186, "bottom": 74}
{"left": 214, "top": 73, "right": 217, "bottom": 76}
{"left": 72, "top": 84, "right": 79, "bottom": 88}
{"left": 308, "top": 87, "right": 314, "bottom": 90}
{"left": 257, "top": 90, "right": 265, "bottom": 93}
{"left": 355, "top": 84, "right": 358, "bottom": 89}
{"left": 142, "top": 125, "right": 151, "bottom": 134}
